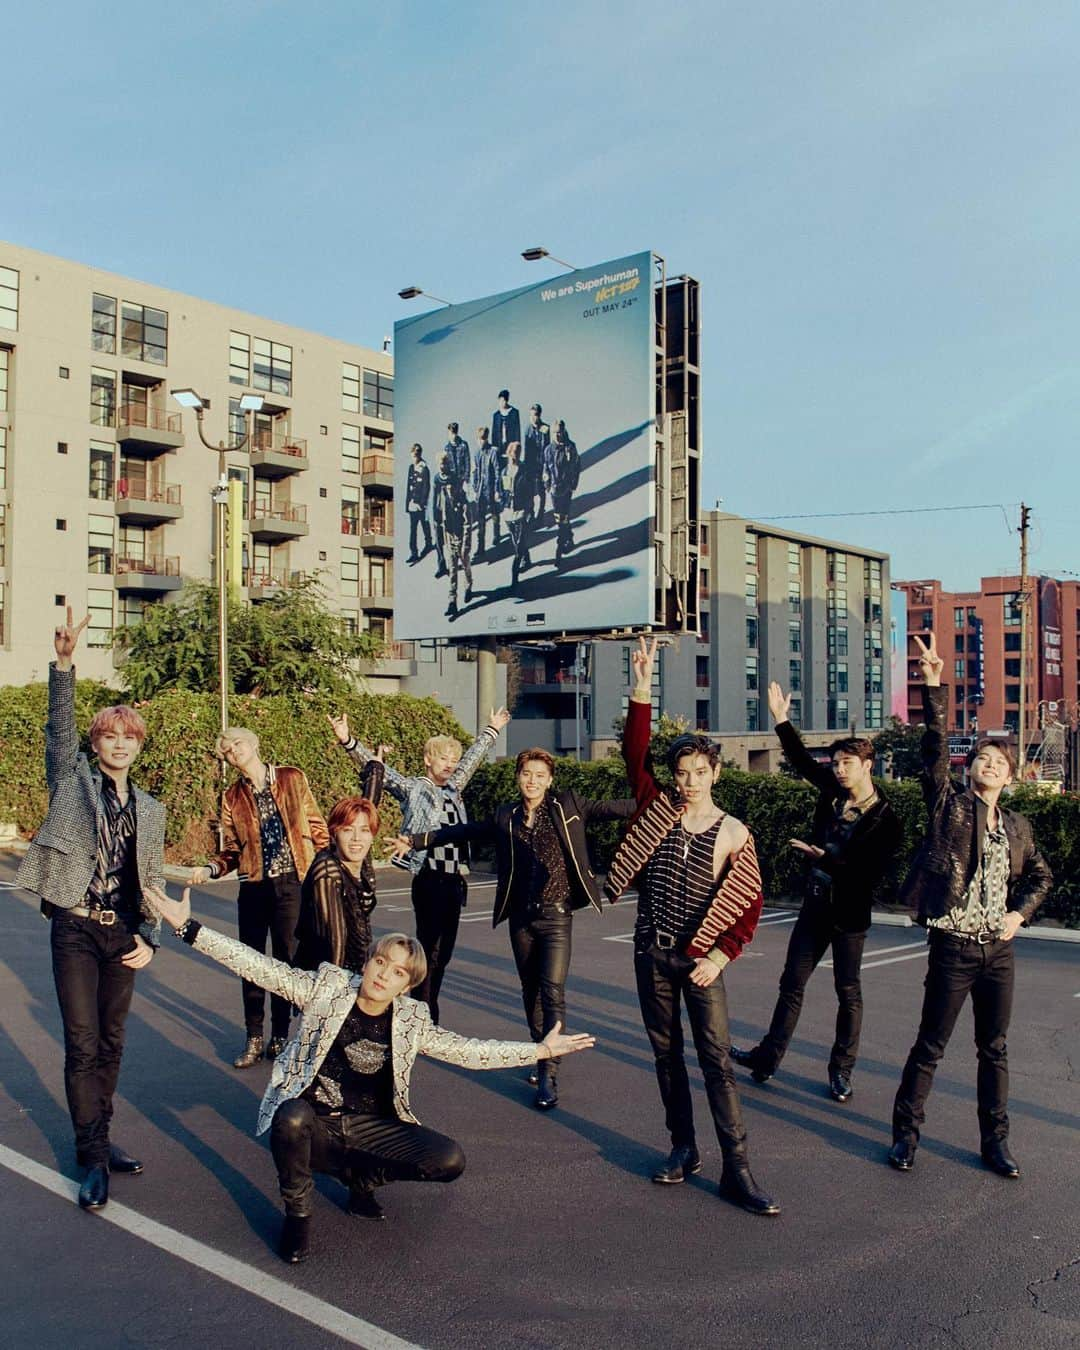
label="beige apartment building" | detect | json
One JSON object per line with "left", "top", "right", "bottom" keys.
{"left": 0, "top": 242, "right": 504, "bottom": 728}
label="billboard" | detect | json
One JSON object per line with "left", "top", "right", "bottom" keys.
{"left": 889, "top": 585, "right": 908, "bottom": 721}
{"left": 392, "top": 251, "right": 654, "bottom": 641}
{"left": 1039, "top": 576, "right": 1063, "bottom": 704}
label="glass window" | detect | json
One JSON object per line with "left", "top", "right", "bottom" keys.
{"left": 342, "top": 362, "right": 361, "bottom": 413}
{"left": 788, "top": 697, "right": 801, "bottom": 728}
{"left": 364, "top": 427, "right": 392, "bottom": 455}
{"left": 0, "top": 425, "right": 6, "bottom": 491}
{"left": 1004, "top": 684, "right": 1021, "bottom": 705}
{"left": 746, "top": 615, "right": 758, "bottom": 647}
{"left": 341, "top": 611, "right": 360, "bottom": 637}
{"left": 696, "top": 700, "right": 710, "bottom": 731}
{"left": 789, "top": 620, "right": 801, "bottom": 653}
{"left": 90, "top": 367, "right": 116, "bottom": 426}
{"left": 229, "top": 330, "right": 250, "bottom": 385}
{"left": 0, "top": 266, "right": 18, "bottom": 330}
{"left": 1004, "top": 658, "right": 1021, "bottom": 677}
{"left": 698, "top": 610, "right": 709, "bottom": 643}
{"left": 1003, "top": 593, "right": 1022, "bottom": 626}
{"left": 788, "top": 581, "right": 801, "bottom": 613}
{"left": 341, "top": 546, "right": 359, "bottom": 597}
{"left": 0, "top": 502, "right": 6, "bottom": 568}
{"left": 1004, "top": 632, "right": 1021, "bottom": 652}
{"left": 342, "top": 483, "right": 361, "bottom": 534}
{"left": 696, "top": 654, "right": 709, "bottom": 687}
{"left": 0, "top": 346, "right": 10, "bottom": 412}
{"left": 865, "top": 699, "right": 883, "bottom": 729}
{"left": 342, "top": 424, "right": 361, "bottom": 474}
{"left": 87, "top": 587, "right": 113, "bottom": 648}
{"left": 746, "top": 699, "right": 760, "bottom": 732}
{"left": 826, "top": 551, "right": 847, "bottom": 584}
{"left": 88, "top": 514, "right": 114, "bottom": 574}
{"left": 864, "top": 558, "right": 882, "bottom": 594}
{"left": 253, "top": 338, "right": 292, "bottom": 395}
{"left": 787, "top": 542, "right": 800, "bottom": 575}
{"left": 89, "top": 442, "right": 114, "bottom": 500}
{"left": 864, "top": 627, "right": 883, "bottom": 660}
{"left": 865, "top": 663, "right": 883, "bottom": 695}
{"left": 117, "top": 595, "right": 148, "bottom": 628}
{"left": 91, "top": 294, "right": 117, "bottom": 353}
{"left": 120, "top": 302, "right": 167, "bottom": 364}
{"left": 362, "top": 369, "right": 393, "bottom": 419}
{"left": 789, "top": 659, "right": 801, "bottom": 691}
{"left": 954, "top": 659, "right": 965, "bottom": 680}
{"left": 745, "top": 573, "right": 758, "bottom": 609}
{"left": 744, "top": 532, "right": 757, "bottom": 568}
{"left": 954, "top": 606, "right": 965, "bottom": 629}
{"left": 827, "top": 697, "right": 849, "bottom": 730}
{"left": 827, "top": 661, "right": 848, "bottom": 694}
{"left": 745, "top": 654, "right": 758, "bottom": 691}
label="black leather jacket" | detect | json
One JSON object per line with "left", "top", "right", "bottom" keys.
{"left": 775, "top": 720, "right": 903, "bottom": 932}
{"left": 412, "top": 789, "right": 636, "bottom": 926}
{"left": 899, "top": 686, "right": 1052, "bottom": 926}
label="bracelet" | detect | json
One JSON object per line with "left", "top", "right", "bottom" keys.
{"left": 174, "top": 919, "right": 192, "bottom": 940}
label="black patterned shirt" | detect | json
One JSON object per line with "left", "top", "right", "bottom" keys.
{"left": 85, "top": 775, "right": 139, "bottom": 919}
{"left": 252, "top": 781, "right": 297, "bottom": 879}
{"left": 929, "top": 821, "right": 1010, "bottom": 936}
{"left": 510, "top": 799, "right": 571, "bottom": 916}
{"left": 302, "top": 1003, "right": 394, "bottom": 1117}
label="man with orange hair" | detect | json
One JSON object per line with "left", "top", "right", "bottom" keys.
{"left": 17, "top": 610, "right": 167, "bottom": 1211}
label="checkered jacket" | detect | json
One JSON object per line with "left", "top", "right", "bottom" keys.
{"left": 15, "top": 664, "right": 165, "bottom": 946}
{"left": 184, "top": 924, "right": 540, "bottom": 1133}
{"left": 341, "top": 725, "right": 498, "bottom": 874}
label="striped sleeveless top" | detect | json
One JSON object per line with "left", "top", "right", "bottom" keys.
{"left": 637, "top": 814, "right": 724, "bottom": 943}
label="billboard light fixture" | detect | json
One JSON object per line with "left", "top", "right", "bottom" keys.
{"left": 521, "top": 246, "right": 577, "bottom": 271}
{"left": 398, "top": 286, "right": 452, "bottom": 306}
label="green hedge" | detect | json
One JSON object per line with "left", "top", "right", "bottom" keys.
{"left": 0, "top": 681, "right": 467, "bottom": 861}
{"left": 464, "top": 761, "right": 1079, "bottom": 929}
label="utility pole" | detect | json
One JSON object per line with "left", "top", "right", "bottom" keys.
{"left": 1017, "top": 502, "right": 1031, "bottom": 775}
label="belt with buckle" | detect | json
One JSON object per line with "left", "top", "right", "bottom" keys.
{"left": 652, "top": 929, "right": 677, "bottom": 950}
{"left": 66, "top": 905, "right": 119, "bottom": 926}
{"left": 936, "top": 927, "right": 1000, "bottom": 946}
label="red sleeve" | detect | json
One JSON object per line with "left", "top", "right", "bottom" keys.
{"left": 623, "top": 698, "right": 659, "bottom": 811}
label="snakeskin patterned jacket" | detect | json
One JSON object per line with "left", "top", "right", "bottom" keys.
{"left": 180, "top": 922, "right": 541, "bottom": 1133}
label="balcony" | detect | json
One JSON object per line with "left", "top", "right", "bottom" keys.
{"left": 249, "top": 502, "right": 309, "bottom": 541}
{"left": 358, "top": 639, "right": 417, "bottom": 677}
{"left": 357, "top": 578, "right": 393, "bottom": 610}
{"left": 115, "top": 404, "right": 185, "bottom": 456}
{"left": 361, "top": 506, "right": 394, "bottom": 552}
{"left": 360, "top": 453, "right": 394, "bottom": 493}
{"left": 250, "top": 430, "right": 309, "bottom": 478}
{"left": 114, "top": 480, "right": 183, "bottom": 525}
{"left": 245, "top": 566, "right": 308, "bottom": 601}
{"left": 113, "top": 554, "right": 182, "bottom": 593}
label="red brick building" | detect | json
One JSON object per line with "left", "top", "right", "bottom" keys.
{"left": 894, "top": 576, "right": 1080, "bottom": 744}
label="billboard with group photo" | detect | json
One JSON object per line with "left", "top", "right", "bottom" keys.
{"left": 392, "top": 251, "right": 655, "bottom": 641}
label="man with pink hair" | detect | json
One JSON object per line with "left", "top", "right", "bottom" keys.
{"left": 16, "top": 610, "right": 167, "bottom": 1211}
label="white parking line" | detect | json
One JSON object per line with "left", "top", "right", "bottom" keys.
{"left": 602, "top": 933, "right": 636, "bottom": 944}
{"left": 821, "top": 942, "right": 925, "bottom": 968}
{"left": 757, "top": 914, "right": 799, "bottom": 927}
{"left": 859, "top": 949, "right": 927, "bottom": 970}
{"left": 0, "top": 1142, "right": 423, "bottom": 1350}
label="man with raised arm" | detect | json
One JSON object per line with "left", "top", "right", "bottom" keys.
{"left": 888, "top": 632, "right": 1051, "bottom": 1177}
{"left": 329, "top": 707, "right": 511, "bottom": 1024}
{"left": 731, "top": 682, "right": 902, "bottom": 1102}
{"left": 605, "top": 637, "right": 779, "bottom": 1215}
{"left": 16, "top": 610, "right": 165, "bottom": 1210}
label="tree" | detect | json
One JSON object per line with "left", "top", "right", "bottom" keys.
{"left": 115, "top": 577, "right": 383, "bottom": 700}
{"left": 608, "top": 709, "right": 692, "bottom": 786}
{"left": 872, "top": 716, "right": 926, "bottom": 779}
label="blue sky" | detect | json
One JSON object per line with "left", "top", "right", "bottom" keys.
{"left": 7, "top": 0, "right": 1080, "bottom": 588}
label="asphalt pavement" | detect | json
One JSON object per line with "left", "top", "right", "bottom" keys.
{"left": 0, "top": 853, "right": 1077, "bottom": 1350}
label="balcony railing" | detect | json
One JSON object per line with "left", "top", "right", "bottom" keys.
{"left": 359, "top": 579, "right": 393, "bottom": 599}
{"left": 250, "top": 502, "right": 308, "bottom": 524}
{"left": 377, "top": 640, "right": 416, "bottom": 661}
{"left": 251, "top": 429, "right": 308, "bottom": 456}
{"left": 363, "top": 506, "right": 394, "bottom": 535}
{"left": 115, "top": 480, "right": 182, "bottom": 505}
{"left": 361, "top": 454, "right": 394, "bottom": 477}
{"left": 114, "top": 554, "right": 180, "bottom": 577}
{"left": 117, "top": 404, "right": 183, "bottom": 434}
{"left": 245, "top": 567, "right": 308, "bottom": 589}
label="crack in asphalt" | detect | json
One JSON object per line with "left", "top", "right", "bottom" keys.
{"left": 1027, "top": 1255, "right": 1080, "bottom": 1313}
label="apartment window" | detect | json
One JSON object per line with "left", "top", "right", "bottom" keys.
{"left": 342, "top": 362, "right": 361, "bottom": 413}
{"left": 864, "top": 628, "right": 883, "bottom": 660}
{"left": 0, "top": 266, "right": 18, "bottom": 330}
{"left": 745, "top": 574, "right": 758, "bottom": 609}
{"left": 0, "top": 425, "right": 6, "bottom": 490}
{"left": 865, "top": 663, "right": 883, "bottom": 695}
{"left": 363, "top": 369, "right": 393, "bottom": 419}
{"left": 864, "top": 558, "right": 882, "bottom": 593}
{"left": 367, "top": 557, "right": 388, "bottom": 596}
{"left": 229, "top": 330, "right": 251, "bottom": 385}
{"left": 364, "top": 427, "right": 392, "bottom": 455}
{"left": 789, "top": 659, "right": 801, "bottom": 691}
{"left": 1004, "top": 632, "right": 1021, "bottom": 652}
{"left": 117, "top": 595, "right": 148, "bottom": 628}
{"left": 621, "top": 649, "right": 631, "bottom": 684}
{"left": 787, "top": 542, "right": 800, "bottom": 575}
{"left": 954, "top": 634, "right": 964, "bottom": 653}
{"left": 121, "top": 302, "right": 167, "bottom": 364}
{"left": 788, "top": 697, "right": 802, "bottom": 728}
{"left": 827, "top": 626, "right": 848, "bottom": 657}
{"left": 699, "top": 610, "right": 709, "bottom": 643}
{"left": 90, "top": 367, "right": 117, "bottom": 426}
{"left": 1004, "top": 659, "right": 1021, "bottom": 678}
{"left": 865, "top": 699, "right": 883, "bottom": 729}
{"left": 89, "top": 442, "right": 114, "bottom": 501}
{"left": 954, "top": 606, "right": 965, "bottom": 629}
{"left": 789, "top": 620, "right": 801, "bottom": 653}
{"left": 827, "top": 698, "right": 849, "bottom": 731}
{"left": 342, "top": 484, "right": 361, "bottom": 535}
{"left": 86, "top": 588, "right": 113, "bottom": 648}
{"left": 826, "top": 551, "right": 847, "bottom": 584}
{"left": 91, "top": 294, "right": 117, "bottom": 353}
{"left": 699, "top": 567, "right": 709, "bottom": 595}
{"left": 1004, "top": 684, "right": 1021, "bottom": 706}
{"left": 88, "top": 514, "right": 114, "bottom": 574}
{"left": 696, "top": 654, "right": 709, "bottom": 688}
{"left": 827, "top": 587, "right": 847, "bottom": 619}
{"left": 744, "top": 532, "right": 757, "bottom": 568}
{"left": 865, "top": 598, "right": 884, "bottom": 624}
{"left": 342, "top": 424, "right": 361, "bottom": 474}
{"left": 954, "top": 659, "right": 965, "bottom": 680}
{"left": 1003, "top": 593, "right": 1022, "bottom": 626}
{"left": 827, "top": 661, "right": 848, "bottom": 694}
{"left": 746, "top": 615, "right": 758, "bottom": 648}
{"left": 746, "top": 699, "right": 760, "bottom": 732}
{"left": 253, "top": 338, "right": 292, "bottom": 395}
{"left": 0, "top": 503, "right": 6, "bottom": 567}
{"left": 788, "top": 581, "right": 801, "bottom": 613}
{"left": 0, "top": 346, "right": 9, "bottom": 411}
{"left": 341, "top": 611, "right": 360, "bottom": 637}
{"left": 341, "top": 546, "right": 360, "bottom": 597}
{"left": 745, "top": 654, "right": 759, "bottom": 692}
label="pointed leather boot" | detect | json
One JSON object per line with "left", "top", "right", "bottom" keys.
{"left": 718, "top": 1162, "right": 780, "bottom": 1216}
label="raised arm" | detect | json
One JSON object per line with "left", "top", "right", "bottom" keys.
{"left": 45, "top": 608, "right": 90, "bottom": 794}
{"left": 449, "top": 708, "right": 509, "bottom": 790}
{"left": 770, "top": 682, "right": 835, "bottom": 792}
{"left": 913, "top": 633, "right": 950, "bottom": 803}
{"left": 329, "top": 712, "right": 411, "bottom": 803}
{"left": 623, "top": 636, "right": 660, "bottom": 807}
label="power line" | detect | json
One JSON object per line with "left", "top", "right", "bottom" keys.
{"left": 742, "top": 503, "right": 1013, "bottom": 522}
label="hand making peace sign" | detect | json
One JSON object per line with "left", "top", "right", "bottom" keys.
{"left": 912, "top": 631, "right": 943, "bottom": 686}
{"left": 54, "top": 606, "right": 90, "bottom": 670}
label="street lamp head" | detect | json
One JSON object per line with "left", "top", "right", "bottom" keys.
{"left": 521, "top": 247, "right": 549, "bottom": 262}
{"left": 398, "top": 286, "right": 423, "bottom": 300}
{"left": 238, "top": 394, "right": 264, "bottom": 412}
{"left": 171, "top": 387, "right": 206, "bottom": 409}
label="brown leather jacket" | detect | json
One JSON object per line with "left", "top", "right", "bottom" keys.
{"left": 208, "top": 765, "right": 329, "bottom": 883}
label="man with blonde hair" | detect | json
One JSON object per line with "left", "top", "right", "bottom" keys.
{"left": 17, "top": 610, "right": 166, "bottom": 1211}
{"left": 191, "top": 726, "right": 328, "bottom": 1067}
{"left": 330, "top": 707, "right": 510, "bottom": 1022}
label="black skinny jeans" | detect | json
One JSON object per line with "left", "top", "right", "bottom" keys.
{"left": 509, "top": 912, "right": 572, "bottom": 1064}
{"left": 271, "top": 1098, "right": 465, "bottom": 1217}
{"left": 408, "top": 509, "right": 432, "bottom": 558}
{"left": 411, "top": 868, "right": 467, "bottom": 1025}
{"left": 634, "top": 944, "right": 748, "bottom": 1162}
{"left": 51, "top": 912, "right": 139, "bottom": 1167}
{"left": 893, "top": 931, "right": 1015, "bottom": 1147}
{"left": 237, "top": 876, "right": 301, "bottom": 1039}
{"left": 756, "top": 896, "right": 867, "bottom": 1077}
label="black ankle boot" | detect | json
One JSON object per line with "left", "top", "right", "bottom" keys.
{"left": 107, "top": 1144, "right": 144, "bottom": 1175}
{"left": 278, "top": 1214, "right": 311, "bottom": 1263}
{"left": 719, "top": 1161, "right": 780, "bottom": 1215}
{"left": 78, "top": 1165, "right": 109, "bottom": 1210}
{"left": 535, "top": 1060, "right": 558, "bottom": 1110}
{"left": 652, "top": 1144, "right": 702, "bottom": 1184}
{"left": 233, "top": 1035, "right": 264, "bottom": 1069}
